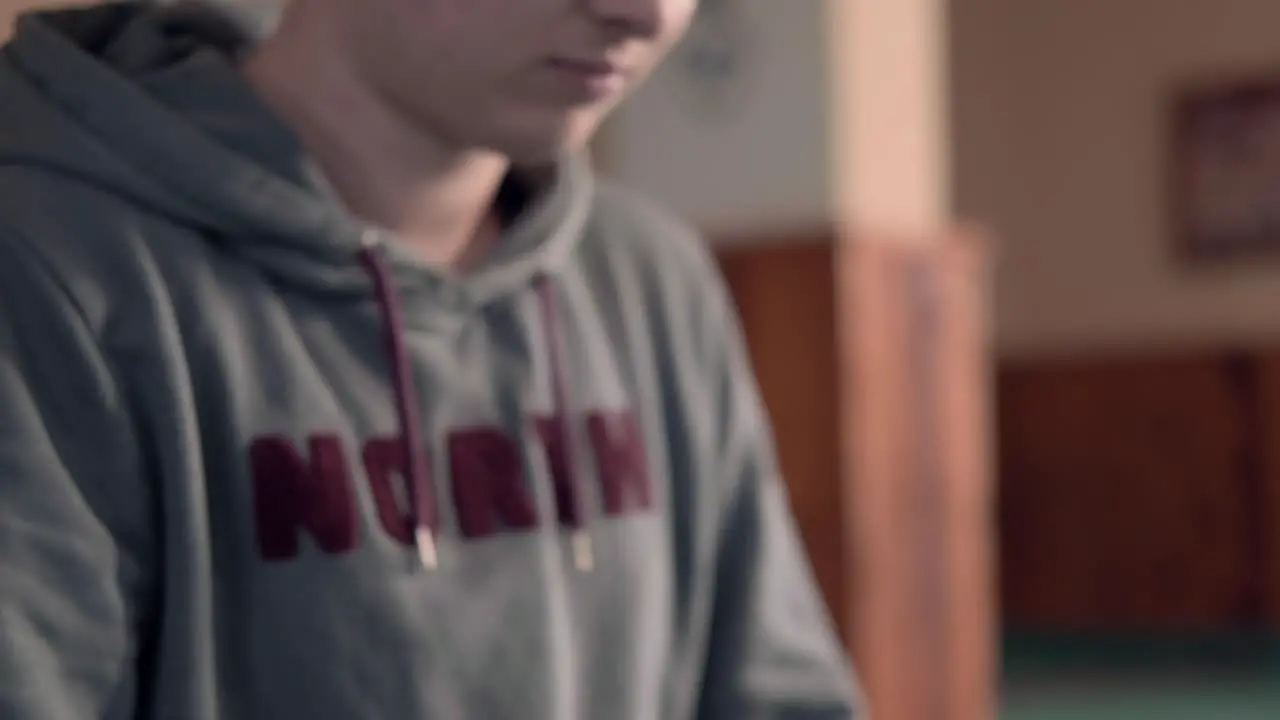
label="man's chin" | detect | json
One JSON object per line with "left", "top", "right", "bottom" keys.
{"left": 490, "top": 111, "right": 602, "bottom": 166}
{"left": 497, "top": 137, "right": 590, "bottom": 168}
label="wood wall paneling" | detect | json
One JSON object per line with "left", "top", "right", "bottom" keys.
{"left": 1247, "top": 353, "right": 1280, "bottom": 627}
{"left": 998, "top": 355, "right": 1255, "bottom": 630}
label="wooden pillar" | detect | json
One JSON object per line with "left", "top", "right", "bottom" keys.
{"left": 717, "top": 227, "right": 995, "bottom": 720}
{"left": 838, "top": 230, "right": 995, "bottom": 720}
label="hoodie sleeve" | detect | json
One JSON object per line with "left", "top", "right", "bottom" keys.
{"left": 695, "top": 269, "right": 863, "bottom": 720}
{"left": 0, "top": 231, "right": 152, "bottom": 718}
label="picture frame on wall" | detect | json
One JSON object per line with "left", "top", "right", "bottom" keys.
{"left": 1172, "top": 74, "right": 1280, "bottom": 263}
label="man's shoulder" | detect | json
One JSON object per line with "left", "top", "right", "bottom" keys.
{"left": 0, "top": 164, "right": 141, "bottom": 248}
{"left": 579, "top": 178, "right": 725, "bottom": 294}
{"left": 574, "top": 179, "right": 742, "bottom": 372}
{"left": 0, "top": 165, "right": 172, "bottom": 331}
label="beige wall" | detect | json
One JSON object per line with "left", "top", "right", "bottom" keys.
{"left": 606, "top": 0, "right": 836, "bottom": 238}
{"left": 606, "top": 0, "right": 951, "bottom": 242}
{"left": 955, "top": 0, "right": 1280, "bottom": 357}
{"left": 833, "top": 0, "right": 951, "bottom": 237}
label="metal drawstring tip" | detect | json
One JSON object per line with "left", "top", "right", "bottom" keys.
{"left": 415, "top": 527, "right": 438, "bottom": 571}
{"left": 571, "top": 530, "right": 594, "bottom": 572}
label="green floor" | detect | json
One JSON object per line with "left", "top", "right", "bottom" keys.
{"left": 1002, "top": 676, "right": 1280, "bottom": 719}
{"left": 1000, "top": 633, "right": 1280, "bottom": 719}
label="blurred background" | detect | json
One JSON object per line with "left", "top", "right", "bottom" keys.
{"left": 7, "top": 0, "right": 1280, "bottom": 718}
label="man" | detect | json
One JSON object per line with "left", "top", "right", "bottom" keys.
{"left": 0, "top": 0, "right": 859, "bottom": 718}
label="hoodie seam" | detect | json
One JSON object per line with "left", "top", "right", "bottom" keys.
{"left": 0, "top": 223, "right": 146, "bottom": 479}
{"left": 0, "top": 220, "right": 153, "bottom": 590}
{"left": 0, "top": 224, "right": 113, "bottom": 363}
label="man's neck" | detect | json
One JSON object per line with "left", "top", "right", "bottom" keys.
{"left": 241, "top": 16, "right": 509, "bottom": 270}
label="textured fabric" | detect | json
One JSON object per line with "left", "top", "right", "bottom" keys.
{"left": 0, "top": 2, "right": 860, "bottom": 718}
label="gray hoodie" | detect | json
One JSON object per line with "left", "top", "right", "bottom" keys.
{"left": 0, "top": 2, "right": 859, "bottom": 718}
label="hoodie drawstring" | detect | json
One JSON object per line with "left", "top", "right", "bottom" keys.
{"left": 359, "top": 236, "right": 438, "bottom": 570}
{"left": 357, "top": 234, "right": 592, "bottom": 572}
{"left": 535, "top": 276, "right": 594, "bottom": 572}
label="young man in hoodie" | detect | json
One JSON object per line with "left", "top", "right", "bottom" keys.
{"left": 0, "top": 1, "right": 859, "bottom": 718}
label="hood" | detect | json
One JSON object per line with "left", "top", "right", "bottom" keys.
{"left": 0, "top": 0, "right": 600, "bottom": 571}
{"left": 0, "top": 0, "right": 595, "bottom": 304}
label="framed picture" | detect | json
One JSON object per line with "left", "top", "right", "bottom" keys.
{"left": 1172, "top": 74, "right": 1280, "bottom": 262}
